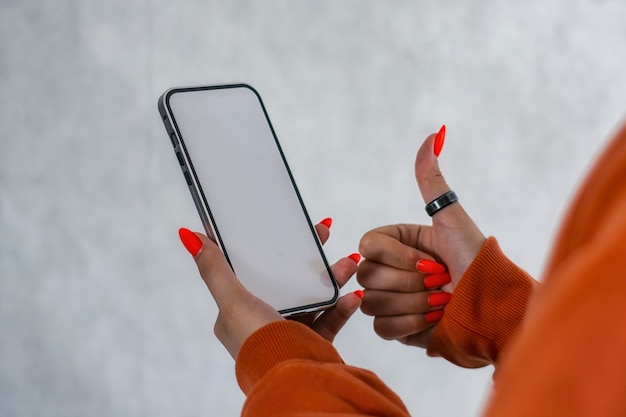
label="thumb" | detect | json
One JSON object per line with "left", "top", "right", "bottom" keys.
{"left": 415, "top": 126, "right": 452, "bottom": 205}
{"left": 178, "top": 228, "right": 246, "bottom": 309}
{"left": 415, "top": 126, "right": 463, "bottom": 221}
{"left": 179, "top": 228, "right": 283, "bottom": 359}
{"left": 413, "top": 128, "right": 487, "bottom": 284}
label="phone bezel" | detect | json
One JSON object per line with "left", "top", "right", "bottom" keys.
{"left": 158, "top": 84, "right": 339, "bottom": 316}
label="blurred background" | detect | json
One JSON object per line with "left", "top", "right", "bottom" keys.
{"left": 2, "top": 1, "right": 626, "bottom": 416}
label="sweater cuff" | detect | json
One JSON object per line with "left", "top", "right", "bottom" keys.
{"left": 427, "top": 237, "right": 538, "bottom": 368}
{"left": 235, "top": 320, "right": 344, "bottom": 394}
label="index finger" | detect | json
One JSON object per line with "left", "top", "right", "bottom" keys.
{"left": 358, "top": 224, "right": 435, "bottom": 270}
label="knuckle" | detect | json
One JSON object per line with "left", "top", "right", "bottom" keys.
{"left": 410, "top": 313, "right": 427, "bottom": 333}
{"left": 358, "top": 299, "right": 377, "bottom": 316}
{"left": 355, "top": 262, "right": 373, "bottom": 286}
{"left": 358, "top": 232, "right": 377, "bottom": 257}
{"left": 373, "top": 318, "right": 396, "bottom": 340}
{"left": 394, "top": 249, "right": 419, "bottom": 269}
{"left": 334, "top": 303, "right": 353, "bottom": 321}
{"left": 195, "top": 248, "right": 229, "bottom": 284}
{"left": 403, "top": 274, "right": 421, "bottom": 292}
{"left": 432, "top": 165, "right": 444, "bottom": 179}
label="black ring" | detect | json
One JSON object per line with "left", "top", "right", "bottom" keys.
{"left": 425, "top": 191, "right": 458, "bottom": 217}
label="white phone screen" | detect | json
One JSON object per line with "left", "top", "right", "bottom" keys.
{"left": 163, "top": 85, "right": 338, "bottom": 315}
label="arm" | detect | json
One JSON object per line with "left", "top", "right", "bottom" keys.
{"left": 483, "top": 126, "right": 626, "bottom": 416}
{"left": 236, "top": 321, "right": 410, "bottom": 416}
{"left": 427, "top": 237, "right": 539, "bottom": 368}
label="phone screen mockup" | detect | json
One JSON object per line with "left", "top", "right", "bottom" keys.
{"left": 159, "top": 84, "right": 338, "bottom": 316}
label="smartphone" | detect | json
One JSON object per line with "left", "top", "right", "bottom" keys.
{"left": 158, "top": 84, "right": 339, "bottom": 316}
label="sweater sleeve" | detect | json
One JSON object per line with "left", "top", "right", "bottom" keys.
{"left": 235, "top": 320, "right": 410, "bottom": 417}
{"left": 483, "top": 128, "right": 626, "bottom": 416}
{"left": 427, "top": 237, "right": 539, "bottom": 368}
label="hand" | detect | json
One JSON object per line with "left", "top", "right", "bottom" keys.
{"left": 178, "top": 220, "right": 362, "bottom": 359}
{"left": 289, "top": 222, "right": 364, "bottom": 343}
{"left": 357, "top": 128, "right": 486, "bottom": 347}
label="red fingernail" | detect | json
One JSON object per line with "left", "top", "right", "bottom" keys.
{"left": 179, "top": 228, "right": 203, "bottom": 256}
{"left": 353, "top": 289, "right": 364, "bottom": 299}
{"left": 348, "top": 253, "right": 361, "bottom": 263}
{"left": 424, "top": 273, "right": 452, "bottom": 289}
{"left": 434, "top": 125, "right": 446, "bottom": 157}
{"left": 320, "top": 217, "right": 333, "bottom": 228}
{"left": 425, "top": 310, "right": 444, "bottom": 323}
{"left": 416, "top": 259, "right": 446, "bottom": 274}
{"left": 428, "top": 292, "right": 452, "bottom": 307}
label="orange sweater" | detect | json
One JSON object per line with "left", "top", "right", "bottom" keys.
{"left": 235, "top": 124, "right": 626, "bottom": 416}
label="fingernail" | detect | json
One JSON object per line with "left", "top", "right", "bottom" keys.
{"left": 320, "top": 217, "right": 333, "bottom": 228}
{"left": 348, "top": 253, "right": 361, "bottom": 263}
{"left": 428, "top": 292, "right": 452, "bottom": 307}
{"left": 416, "top": 259, "right": 446, "bottom": 274}
{"left": 425, "top": 310, "right": 444, "bottom": 323}
{"left": 179, "top": 228, "right": 203, "bottom": 256}
{"left": 424, "top": 273, "right": 452, "bottom": 289}
{"left": 353, "top": 289, "right": 364, "bottom": 299}
{"left": 434, "top": 125, "right": 446, "bottom": 157}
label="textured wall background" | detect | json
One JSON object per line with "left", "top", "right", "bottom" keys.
{"left": 2, "top": 1, "right": 626, "bottom": 416}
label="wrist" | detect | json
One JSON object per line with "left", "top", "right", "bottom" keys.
{"left": 427, "top": 237, "right": 538, "bottom": 368}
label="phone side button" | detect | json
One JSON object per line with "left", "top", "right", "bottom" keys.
{"left": 183, "top": 171, "right": 193, "bottom": 186}
{"left": 169, "top": 132, "right": 177, "bottom": 148}
{"left": 176, "top": 151, "right": 184, "bottom": 166}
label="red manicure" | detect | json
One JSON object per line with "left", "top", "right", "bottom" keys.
{"left": 179, "top": 228, "right": 203, "bottom": 257}
{"left": 348, "top": 253, "right": 361, "bottom": 263}
{"left": 425, "top": 310, "right": 444, "bottom": 323}
{"left": 353, "top": 289, "right": 364, "bottom": 299}
{"left": 434, "top": 125, "right": 446, "bottom": 157}
{"left": 416, "top": 259, "right": 446, "bottom": 274}
{"left": 428, "top": 292, "right": 452, "bottom": 307}
{"left": 320, "top": 217, "right": 333, "bottom": 229}
{"left": 424, "top": 273, "right": 452, "bottom": 289}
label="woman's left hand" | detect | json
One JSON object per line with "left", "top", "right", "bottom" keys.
{"left": 178, "top": 220, "right": 362, "bottom": 359}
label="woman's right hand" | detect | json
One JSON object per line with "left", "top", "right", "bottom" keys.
{"left": 357, "top": 128, "right": 486, "bottom": 348}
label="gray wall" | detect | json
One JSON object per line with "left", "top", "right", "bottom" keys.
{"left": 2, "top": 1, "right": 625, "bottom": 416}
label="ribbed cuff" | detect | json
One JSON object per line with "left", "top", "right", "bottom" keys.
{"left": 235, "top": 320, "right": 344, "bottom": 394}
{"left": 427, "top": 237, "right": 538, "bottom": 368}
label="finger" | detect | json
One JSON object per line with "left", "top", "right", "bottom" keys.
{"left": 311, "top": 292, "right": 362, "bottom": 342}
{"left": 315, "top": 218, "right": 332, "bottom": 245}
{"left": 287, "top": 252, "right": 360, "bottom": 328}
{"left": 415, "top": 132, "right": 487, "bottom": 274}
{"left": 415, "top": 131, "right": 467, "bottom": 221}
{"left": 361, "top": 290, "right": 447, "bottom": 316}
{"left": 373, "top": 313, "right": 437, "bottom": 340}
{"left": 330, "top": 253, "right": 360, "bottom": 288}
{"left": 182, "top": 230, "right": 248, "bottom": 311}
{"left": 415, "top": 131, "right": 453, "bottom": 203}
{"left": 359, "top": 225, "right": 435, "bottom": 270}
{"left": 357, "top": 260, "right": 428, "bottom": 292}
